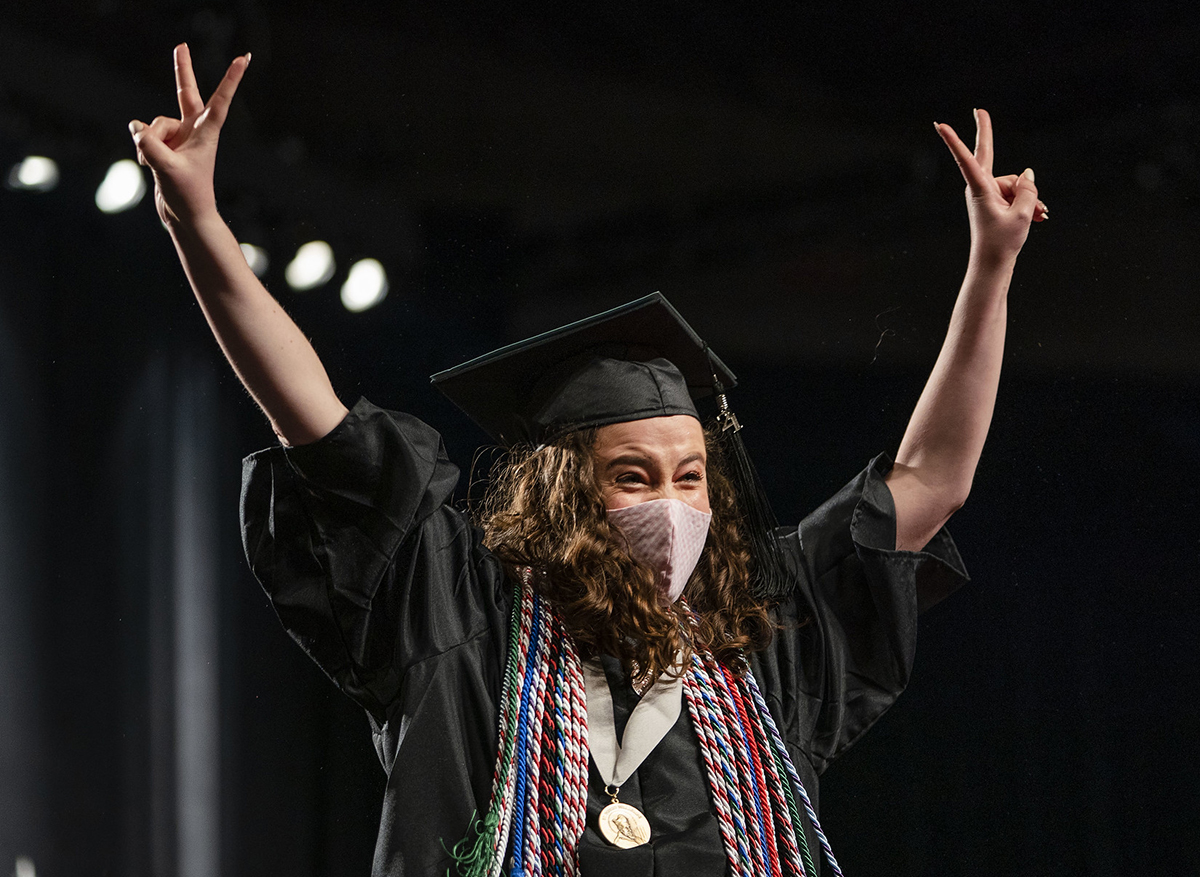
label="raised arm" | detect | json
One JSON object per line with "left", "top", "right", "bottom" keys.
{"left": 885, "top": 109, "right": 1045, "bottom": 551}
{"left": 129, "top": 44, "right": 348, "bottom": 445}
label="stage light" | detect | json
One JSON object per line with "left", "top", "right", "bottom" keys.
{"left": 95, "top": 159, "right": 146, "bottom": 213}
{"left": 340, "top": 258, "right": 389, "bottom": 312}
{"left": 6, "top": 156, "right": 59, "bottom": 192}
{"left": 239, "top": 243, "right": 269, "bottom": 277}
{"left": 284, "top": 240, "right": 335, "bottom": 290}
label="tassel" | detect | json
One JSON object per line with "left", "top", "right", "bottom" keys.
{"left": 443, "top": 808, "right": 502, "bottom": 877}
{"left": 711, "top": 370, "right": 793, "bottom": 601}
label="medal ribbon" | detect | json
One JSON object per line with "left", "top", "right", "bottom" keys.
{"left": 582, "top": 658, "right": 683, "bottom": 791}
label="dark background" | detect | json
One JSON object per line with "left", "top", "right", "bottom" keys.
{"left": 1, "top": 2, "right": 1197, "bottom": 875}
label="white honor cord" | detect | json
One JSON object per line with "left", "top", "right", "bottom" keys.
{"left": 582, "top": 658, "right": 684, "bottom": 790}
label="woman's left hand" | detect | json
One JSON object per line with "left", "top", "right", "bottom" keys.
{"left": 935, "top": 109, "right": 1046, "bottom": 266}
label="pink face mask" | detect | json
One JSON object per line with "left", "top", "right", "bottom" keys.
{"left": 607, "top": 498, "right": 712, "bottom": 604}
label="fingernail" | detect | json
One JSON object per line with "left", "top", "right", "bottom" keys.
{"left": 244, "top": 51, "right": 252, "bottom": 64}
{"left": 128, "top": 120, "right": 145, "bottom": 135}
{"left": 932, "top": 121, "right": 941, "bottom": 131}
{"left": 1021, "top": 167, "right": 1035, "bottom": 182}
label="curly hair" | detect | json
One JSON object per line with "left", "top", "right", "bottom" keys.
{"left": 476, "top": 424, "right": 774, "bottom": 686}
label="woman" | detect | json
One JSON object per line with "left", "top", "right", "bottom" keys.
{"left": 130, "top": 44, "right": 1044, "bottom": 876}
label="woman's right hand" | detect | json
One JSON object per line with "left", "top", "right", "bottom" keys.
{"left": 129, "top": 44, "right": 249, "bottom": 229}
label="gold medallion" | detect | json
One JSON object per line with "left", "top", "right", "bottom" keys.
{"left": 598, "top": 801, "right": 651, "bottom": 849}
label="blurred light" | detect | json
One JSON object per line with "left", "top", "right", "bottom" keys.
{"left": 239, "top": 243, "right": 270, "bottom": 277}
{"left": 7, "top": 156, "right": 59, "bottom": 192}
{"left": 95, "top": 159, "right": 146, "bottom": 213}
{"left": 285, "top": 240, "right": 335, "bottom": 290}
{"left": 15, "top": 856, "right": 36, "bottom": 877}
{"left": 340, "top": 258, "right": 389, "bottom": 312}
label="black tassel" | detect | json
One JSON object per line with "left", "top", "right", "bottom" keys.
{"left": 711, "top": 375, "right": 793, "bottom": 601}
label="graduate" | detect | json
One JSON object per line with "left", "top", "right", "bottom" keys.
{"left": 129, "top": 44, "right": 1045, "bottom": 876}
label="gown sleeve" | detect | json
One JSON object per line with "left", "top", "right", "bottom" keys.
{"left": 239, "top": 398, "right": 509, "bottom": 721}
{"left": 764, "top": 453, "right": 969, "bottom": 775}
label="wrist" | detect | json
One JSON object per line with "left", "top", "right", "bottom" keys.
{"left": 966, "top": 244, "right": 1019, "bottom": 276}
{"left": 167, "top": 205, "right": 226, "bottom": 244}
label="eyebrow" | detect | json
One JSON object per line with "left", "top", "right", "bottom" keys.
{"left": 604, "top": 452, "right": 705, "bottom": 471}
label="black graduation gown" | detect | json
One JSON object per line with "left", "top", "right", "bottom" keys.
{"left": 240, "top": 399, "right": 967, "bottom": 876}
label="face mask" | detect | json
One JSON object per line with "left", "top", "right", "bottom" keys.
{"left": 607, "top": 498, "right": 712, "bottom": 604}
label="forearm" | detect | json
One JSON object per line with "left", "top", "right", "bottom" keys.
{"left": 170, "top": 210, "right": 348, "bottom": 445}
{"left": 893, "top": 251, "right": 1013, "bottom": 500}
{"left": 885, "top": 252, "right": 1015, "bottom": 551}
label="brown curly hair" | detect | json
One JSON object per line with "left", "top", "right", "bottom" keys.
{"left": 476, "top": 424, "right": 774, "bottom": 686}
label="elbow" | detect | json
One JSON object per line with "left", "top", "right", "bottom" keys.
{"left": 888, "top": 466, "right": 972, "bottom": 552}
{"left": 926, "top": 458, "right": 975, "bottom": 515}
{"left": 918, "top": 469, "right": 973, "bottom": 522}
{"left": 940, "top": 479, "right": 972, "bottom": 517}
{"left": 890, "top": 457, "right": 974, "bottom": 515}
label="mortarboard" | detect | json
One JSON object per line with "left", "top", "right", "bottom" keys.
{"left": 431, "top": 292, "right": 791, "bottom": 600}
{"left": 431, "top": 293, "right": 736, "bottom": 446}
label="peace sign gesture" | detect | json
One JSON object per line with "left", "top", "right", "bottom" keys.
{"left": 935, "top": 109, "right": 1046, "bottom": 266}
{"left": 129, "top": 44, "right": 250, "bottom": 228}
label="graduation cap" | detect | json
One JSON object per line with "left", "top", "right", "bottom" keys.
{"left": 432, "top": 293, "right": 735, "bottom": 445}
{"left": 431, "top": 292, "right": 791, "bottom": 600}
